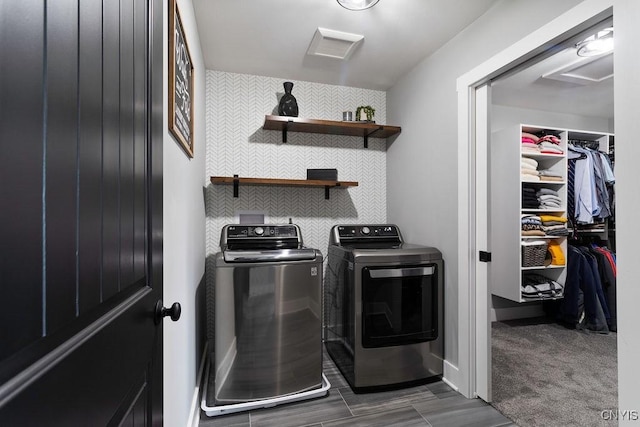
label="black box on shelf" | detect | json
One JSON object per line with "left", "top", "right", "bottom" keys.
{"left": 306, "top": 168, "right": 338, "bottom": 181}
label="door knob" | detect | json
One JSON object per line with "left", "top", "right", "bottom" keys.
{"left": 155, "top": 301, "right": 181, "bottom": 324}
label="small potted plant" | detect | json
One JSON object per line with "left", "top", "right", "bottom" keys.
{"left": 355, "top": 105, "right": 375, "bottom": 122}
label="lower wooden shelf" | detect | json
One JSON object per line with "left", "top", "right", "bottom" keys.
{"left": 210, "top": 176, "right": 358, "bottom": 199}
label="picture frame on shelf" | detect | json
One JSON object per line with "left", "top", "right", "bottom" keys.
{"left": 169, "top": 0, "right": 194, "bottom": 158}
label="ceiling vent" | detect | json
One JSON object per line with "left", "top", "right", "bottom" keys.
{"left": 542, "top": 52, "right": 613, "bottom": 85}
{"left": 306, "top": 27, "right": 364, "bottom": 60}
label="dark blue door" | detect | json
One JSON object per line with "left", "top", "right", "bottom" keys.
{"left": 0, "top": 0, "right": 164, "bottom": 424}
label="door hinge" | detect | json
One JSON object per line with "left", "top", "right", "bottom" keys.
{"left": 479, "top": 251, "right": 492, "bottom": 262}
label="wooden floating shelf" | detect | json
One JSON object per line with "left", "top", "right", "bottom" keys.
{"left": 210, "top": 176, "right": 358, "bottom": 200}
{"left": 263, "top": 115, "right": 401, "bottom": 147}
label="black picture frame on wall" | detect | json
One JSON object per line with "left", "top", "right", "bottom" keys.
{"left": 169, "top": 0, "right": 194, "bottom": 158}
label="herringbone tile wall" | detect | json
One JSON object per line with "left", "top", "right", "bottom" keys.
{"left": 205, "top": 70, "right": 388, "bottom": 272}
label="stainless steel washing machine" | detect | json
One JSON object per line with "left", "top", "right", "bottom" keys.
{"left": 204, "top": 224, "right": 328, "bottom": 416}
{"left": 324, "top": 224, "right": 444, "bottom": 392}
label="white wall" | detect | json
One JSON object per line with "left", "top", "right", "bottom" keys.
{"left": 612, "top": 0, "right": 640, "bottom": 420}
{"left": 163, "top": 0, "right": 207, "bottom": 426}
{"left": 386, "top": 0, "right": 583, "bottom": 377}
{"left": 492, "top": 104, "right": 612, "bottom": 134}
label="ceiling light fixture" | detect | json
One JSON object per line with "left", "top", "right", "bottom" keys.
{"left": 336, "top": 0, "right": 380, "bottom": 11}
{"left": 576, "top": 27, "right": 614, "bottom": 57}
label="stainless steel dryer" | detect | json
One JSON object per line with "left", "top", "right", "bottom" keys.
{"left": 324, "top": 224, "right": 444, "bottom": 392}
{"left": 204, "top": 224, "right": 328, "bottom": 416}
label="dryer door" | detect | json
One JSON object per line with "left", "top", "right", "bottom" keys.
{"left": 361, "top": 264, "right": 439, "bottom": 348}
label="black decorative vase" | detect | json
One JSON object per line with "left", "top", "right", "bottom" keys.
{"left": 278, "top": 81, "right": 299, "bottom": 117}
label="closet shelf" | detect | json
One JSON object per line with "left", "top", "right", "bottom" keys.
{"left": 522, "top": 153, "right": 565, "bottom": 159}
{"left": 567, "top": 228, "right": 607, "bottom": 234}
{"left": 521, "top": 265, "right": 565, "bottom": 271}
{"left": 210, "top": 175, "right": 358, "bottom": 200}
{"left": 521, "top": 181, "right": 566, "bottom": 185}
{"left": 492, "top": 123, "right": 570, "bottom": 303}
{"left": 263, "top": 115, "right": 401, "bottom": 147}
{"left": 522, "top": 208, "right": 566, "bottom": 213}
{"left": 520, "top": 296, "right": 564, "bottom": 303}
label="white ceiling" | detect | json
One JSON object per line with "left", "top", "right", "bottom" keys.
{"left": 491, "top": 20, "right": 614, "bottom": 119}
{"left": 192, "top": 0, "right": 500, "bottom": 91}
{"left": 192, "top": 1, "right": 614, "bottom": 119}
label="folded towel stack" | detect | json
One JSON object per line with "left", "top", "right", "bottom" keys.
{"left": 521, "top": 132, "right": 564, "bottom": 155}
{"left": 537, "top": 187, "right": 562, "bottom": 209}
{"left": 522, "top": 185, "right": 539, "bottom": 208}
{"left": 539, "top": 193, "right": 562, "bottom": 209}
{"left": 521, "top": 214, "right": 544, "bottom": 236}
{"left": 538, "top": 134, "right": 564, "bottom": 155}
{"left": 537, "top": 169, "right": 563, "bottom": 182}
{"left": 521, "top": 132, "right": 541, "bottom": 154}
{"left": 521, "top": 156, "right": 540, "bottom": 181}
{"left": 522, "top": 185, "right": 564, "bottom": 210}
{"left": 521, "top": 155, "right": 564, "bottom": 182}
{"left": 539, "top": 214, "right": 568, "bottom": 236}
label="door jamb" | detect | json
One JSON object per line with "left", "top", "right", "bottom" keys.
{"left": 455, "top": 0, "right": 613, "bottom": 399}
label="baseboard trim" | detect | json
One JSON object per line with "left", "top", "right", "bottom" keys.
{"left": 491, "top": 304, "right": 545, "bottom": 322}
{"left": 187, "top": 342, "right": 209, "bottom": 427}
{"left": 442, "top": 359, "right": 459, "bottom": 391}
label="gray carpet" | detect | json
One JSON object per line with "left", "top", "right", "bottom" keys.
{"left": 491, "top": 318, "right": 617, "bottom": 427}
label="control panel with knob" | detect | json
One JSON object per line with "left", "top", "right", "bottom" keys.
{"left": 225, "top": 225, "right": 299, "bottom": 239}
{"left": 334, "top": 225, "right": 400, "bottom": 240}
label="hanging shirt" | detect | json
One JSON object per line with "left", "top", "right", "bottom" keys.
{"left": 592, "top": 153, "right": 611, "bottom": 219}
{"left": 597, "top": 152, "right": 615, "bottom": 184}
{"left": 569, "top": 145, "right": 599, "bottom": 224}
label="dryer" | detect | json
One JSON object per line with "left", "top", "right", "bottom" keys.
{"left": 324, "top": 224, "right": 444, "bottom": 391}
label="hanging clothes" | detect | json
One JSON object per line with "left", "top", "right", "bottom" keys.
{"left": 588, "top": 244, "right": 617, "bottom": 331}
{"left": 553, "top": 245, "right": 609, "bottom": 333}
{"left": 567, "top": 144, "right": 615, "bottom": 225}
{"left": 551, "top": 242, "right": 617, "bottom": 333}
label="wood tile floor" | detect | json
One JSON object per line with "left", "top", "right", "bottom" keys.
{"left": 199, "top": 348, "right": 516, "bottom": 427}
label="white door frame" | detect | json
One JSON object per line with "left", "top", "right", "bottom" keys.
{"left": 474, "top": 83, "right": 491, "bottom": 402}
{"left": 455, "top": 0, "right": 613, "bottom": 399}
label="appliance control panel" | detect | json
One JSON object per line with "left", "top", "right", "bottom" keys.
{"left": 336, "top": 225, "right": 399, "bottom": 239}
{"left": 225, "top": 225, "right": 299, "bottom": 239}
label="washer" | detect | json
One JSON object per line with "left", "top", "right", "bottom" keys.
{"left": 203, "top": 224, "right": 329, "bottom": 417}
{"left": 324, "top": 224, "right": 444, "bottom": 392}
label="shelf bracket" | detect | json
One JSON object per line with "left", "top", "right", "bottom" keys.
{"left": 324, "top": 186, "right": 331, "bottom": 200}
{"left": 282, "top": 119, "right": 293, "bottom": 143}
{"left": 363, "top": 126, "right": 384, "bottom": 148}
{"left": 233, "top": 174, "right": 239, "bottom": 198}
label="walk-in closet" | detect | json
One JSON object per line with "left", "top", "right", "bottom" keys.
{"left": 487, "top": 18, "right": 617, "bottom": 426}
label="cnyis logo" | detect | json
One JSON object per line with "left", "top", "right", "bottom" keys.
{"left": 601, "top": 409, "right": 639, "bottom": 421}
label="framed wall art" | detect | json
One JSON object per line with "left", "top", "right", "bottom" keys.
{"left": 169, "top": 0, "right": 194, "bottom": 157}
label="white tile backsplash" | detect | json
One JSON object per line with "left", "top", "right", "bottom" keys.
{"left": 205, "top": 71, "right": 388, "bottom": 265}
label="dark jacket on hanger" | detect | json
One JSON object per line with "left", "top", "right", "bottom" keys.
{"left": 577, "top": 246, "right": 610, "bottom": 322}
{"left": 589, "top": 246, "right": 617, "bottom": 331}
{"left": 555, "top": 246, "right": 609, "bottom": 333}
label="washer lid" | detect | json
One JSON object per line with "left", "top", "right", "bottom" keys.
{"left": 221, "top": 224, "right": 304, "bottom": 251}
{"left": 223, "top": 248, "right": 319, "bottom": 263}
